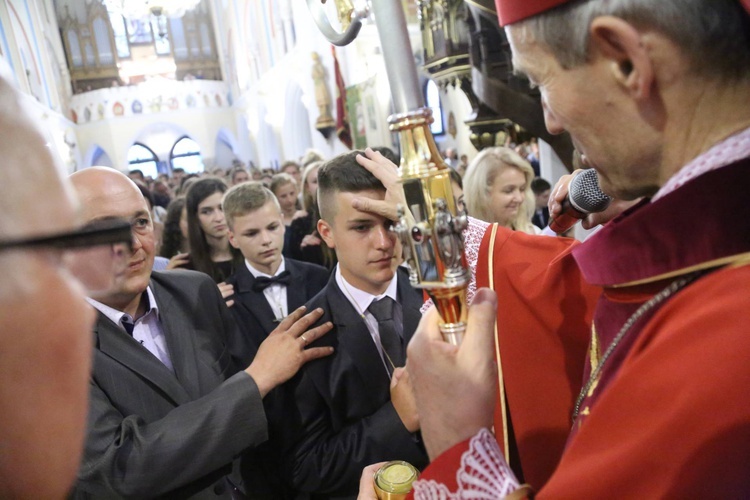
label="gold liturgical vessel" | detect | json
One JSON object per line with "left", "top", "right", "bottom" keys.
{"left": 307, "top": 0, "right": 470, "bottom": 345}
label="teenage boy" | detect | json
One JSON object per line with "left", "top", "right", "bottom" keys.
{"left": 221, "top": 182, "right": 330, "bottom": 498}
{"left": 225, "top": 182, "right": 329, "bottom": 364}
{"left": 279, "top": 151, "right": 428, "bottom": 499}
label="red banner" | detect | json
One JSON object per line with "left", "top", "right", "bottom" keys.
{"left": 331, "top": 45, "right": 352, "bottom": 149}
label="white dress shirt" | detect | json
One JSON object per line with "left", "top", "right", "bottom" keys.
{"left": 245, "top": 258, "right": 288, "bottom": 320}
{"left": 87, "top": 287, "right": 174, "bottom": 372}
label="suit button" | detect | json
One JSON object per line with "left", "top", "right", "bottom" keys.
{"left": 214, "top": 482, "right": 227, "bottom": 495}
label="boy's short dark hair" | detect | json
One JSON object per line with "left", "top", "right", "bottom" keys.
{"left": 530, "top": 177, "right": 552, "bottom": 195}
{"left": 317, "top": 150, "right": 385, "bottom": 222}
{"left": 222, "top": 181, "right": 279, "bottom": 229}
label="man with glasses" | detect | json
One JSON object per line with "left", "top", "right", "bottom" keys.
{"left": 0, "top": 71, "right": 132, "bottom": 497}
{"left": 68, "top": 167, "right": 334, "bottom": 498}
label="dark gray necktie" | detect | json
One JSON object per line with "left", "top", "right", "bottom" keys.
{"left": 121, "top": 317, "right": 134, "bottom": 336}
{"left": 368, "top": 297, "right": 404, "bottom": 375}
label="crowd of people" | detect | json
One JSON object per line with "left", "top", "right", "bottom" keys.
{"left": 132, "top": 139, "right": 554, "bottom": 287}
{"left": 1, "top": 0, "right": 749, "bottom": 498}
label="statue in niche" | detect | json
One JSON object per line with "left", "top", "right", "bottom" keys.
{"left": 311, "top": 51, "right": 335, "bottom": 135}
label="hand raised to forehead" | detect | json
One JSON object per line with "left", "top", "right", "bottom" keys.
{"left": 353, "top": 148, "right": 405, "bottom": 222}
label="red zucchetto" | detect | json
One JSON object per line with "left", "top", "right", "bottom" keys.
{"left": 495, "top": 0, "right": 575, "bottom": 26}
{"left": 496, "top": 0, "right": 750, "bottom": 26}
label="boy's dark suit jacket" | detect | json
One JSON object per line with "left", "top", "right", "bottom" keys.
{"left": 226, "top": 258, "right": 329, "bottom": 499}
{"left": 73, "top": 270, "right": 267, "bottom": 499}
{"left": 226, "top": 258, "right": 330, "bottom": 364}
{"left": 278, "top": 267, "right": 429, "bottom": 499}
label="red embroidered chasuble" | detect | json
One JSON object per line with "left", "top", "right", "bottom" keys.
{"left": 415, "top": 159, "right": 750, "bottom": 498}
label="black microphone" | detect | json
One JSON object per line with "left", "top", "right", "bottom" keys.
{"left": 549, "top": 169, "right": 612, "bottom": 234}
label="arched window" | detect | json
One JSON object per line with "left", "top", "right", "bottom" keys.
{"left": 127, "top": 143, "right": 159, "bottom": 178}
{"left": 109, "top": 12, "right": 130, "bottom": 59}
{"left": 93, "top": 16, "right": 114, "bottom": 64}
{"left": 424, "top": 79, "right": 445, "bottom": 136}
{"left": 170, "top": 136, "right": 203, "bottom": 173}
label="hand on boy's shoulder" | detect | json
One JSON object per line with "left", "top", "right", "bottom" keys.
{"left": 218, "top": 281, "right": 235, "bottom": 308}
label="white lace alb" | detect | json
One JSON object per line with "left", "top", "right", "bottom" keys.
{"left": 412, "top": 428, "right": 520, "bottom": 499}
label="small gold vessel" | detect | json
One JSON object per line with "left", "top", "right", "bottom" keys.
{"left": 373, "top": 461, "right": 419, "bottom": 499}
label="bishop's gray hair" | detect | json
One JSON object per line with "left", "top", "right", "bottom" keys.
{"left": 515, "top": 0, "right": 750, "bottom": 80}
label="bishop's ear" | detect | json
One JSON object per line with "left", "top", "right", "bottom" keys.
{"left": 590, "top": 15, "right": 654, "bottom": 100}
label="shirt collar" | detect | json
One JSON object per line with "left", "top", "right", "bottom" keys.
{"left": 653, "top": 125, "right": 750, "bottom": 201}
{"left": 245, "top": 257, "right": 286, "bottom": 279}
{"left": 335, "top": 264, "right": 399, "bottom": 314}
{"left": 87, "top": 286, "right": 160, "bottom": 327}
{"left": 574, "top": 159, "right": 750, "bottom": 287}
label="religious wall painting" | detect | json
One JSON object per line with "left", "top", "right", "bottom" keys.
{"left": 448, "top": 111, "right": 457, "bottom": 138}
{"left": 97, "top": 102, "right": 105, "bottom": 120}
{"left": 113, "top": 101, "right": 124, "bottom": 116}
{"left": 345, "top": 84, "right": 367, "bottom": 149}
{"left": 132, "top": 99, "right": 143, "bottom": 114}
{"left": 366, "top": 94, "right": 378, "bottom": 131}
{"left": 186, "top": 94, "right": 197, "bottom": 108}
{"left": 127, "top": 18, "right": 153, "bottom": 45}
{"left": 242, "top": 0, "right": 291, "bottom": 78}
{"left": 167, "top": 97, "right": 179, "bottom": 110}
{"left": 83, "top": 106, "right": 91, "bottom": 122}
{"left": 0, "top": 17, "right": 17, "bottom": 82}
{"left": 148, "top": 95, "right": 162, "bottom": 113}
{"left": 7, "top": 0, "right": 50, "bottom": 106}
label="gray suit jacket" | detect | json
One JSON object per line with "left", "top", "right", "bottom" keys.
{"left": 73, "top": 270, "right": 268, "bottom": 499}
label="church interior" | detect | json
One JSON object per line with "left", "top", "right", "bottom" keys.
{"left": 0, "top": 0, "right": 574, "bottom": 211}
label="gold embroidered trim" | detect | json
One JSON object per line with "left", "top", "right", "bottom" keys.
{"left": 589, "top": 322, "right": 601, "bottom": 372}
{"left": 610, "top": 252, "right": 750, "bottom": 288}
{"left": 487, "top": 223, "right": 510, "bottom": 462}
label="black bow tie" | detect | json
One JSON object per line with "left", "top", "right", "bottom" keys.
{"left": 252, "top": 270, "right": 292, "bottom": 292}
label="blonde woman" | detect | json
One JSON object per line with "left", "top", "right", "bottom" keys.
{"left": 462, "top": 146, "right": 538, "bottom": 234}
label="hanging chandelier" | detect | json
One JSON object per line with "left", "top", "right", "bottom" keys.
{"left": 103, "top": 0, "right": 201, "bottom": 20}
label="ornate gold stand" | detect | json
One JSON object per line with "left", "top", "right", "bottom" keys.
{"left": 390, "top": 109, "right": 469, "bottom": 345}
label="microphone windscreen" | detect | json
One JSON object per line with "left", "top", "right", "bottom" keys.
{"left": 568, "top": 169, "right": 612, "bottom": 214}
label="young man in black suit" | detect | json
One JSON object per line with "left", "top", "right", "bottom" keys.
{"left": 224, "top": 181, "right": 330, "bottom": 498}
{"left": 279, "top": 151, "right": 429, "bottom": 499}
{"left": 225, "top": 182, "right": 330, "bottom": 364}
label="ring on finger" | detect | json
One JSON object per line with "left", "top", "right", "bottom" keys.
{"left": 300, "top": 334, "right": 308, "bottom": 345}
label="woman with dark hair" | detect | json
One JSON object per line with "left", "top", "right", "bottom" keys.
{"left": 185, "top": 177, "right": 243, "bottom": 288}
{"left": 159, "top": 197, "right": 190, "bottom": 269}
{"left": 288, "top": 160, "right": 335, "bottom": 268}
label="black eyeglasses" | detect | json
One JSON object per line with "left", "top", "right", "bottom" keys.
{"left": 0, "top": 219, "right": 133, "bottom": 253}
{"left": 0, "top": 219, "right": 135, "bottom": 295}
